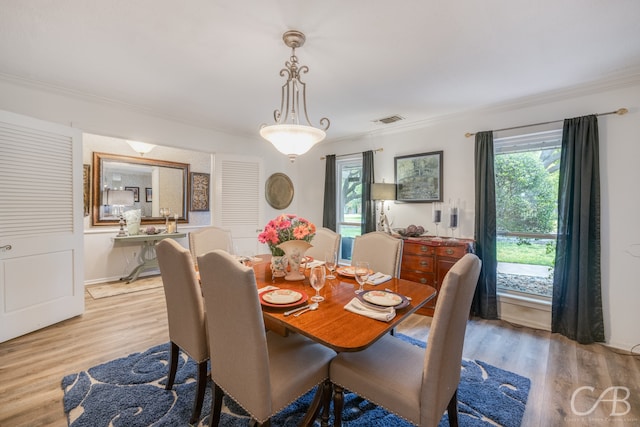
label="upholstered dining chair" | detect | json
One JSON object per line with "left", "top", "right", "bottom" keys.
{"left": 198, "top": 249, "right": 336, "bottom": 427}
{"left": 156, "top": 239, "right": 209, "bottom": 424}
{"left": 305, "top": 227, "right": 341, "bottom": 261}
{"left": 188, "top": 226, "right": 234, "bottom": 269}
{"left": 330, "top": 253, "right": 482, "bottom": 427}
{"left": 351, "top": 231, "right": 403, "bottom": 277}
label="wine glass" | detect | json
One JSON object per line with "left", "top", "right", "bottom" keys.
{"left": 354, "top": 261, "right": 370, "bottom": 294}
{"left": 309, "top": 266, "right": 326, "bottom": 302}
{"left": 325, "top": 250, "right": 337, "bottom": 279}
{"left": 432, "top": 202, "right": 443, "bottom": 241}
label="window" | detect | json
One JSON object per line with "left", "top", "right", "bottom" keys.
{"left": 494, "top": 129, "right": 561, "bottom": 298}
{"left": 336, "top": 156, "right": 362, "bottom": 262}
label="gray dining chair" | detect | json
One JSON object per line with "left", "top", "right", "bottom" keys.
{"left": 156, "top": 239, "right": 209, "bottom": 425}
{"left": 198, "top": 249, "right": 336, "bottom": 427}
{"left": 330, "top": 253, "right": 482, "bottom": 427}
{"left": 188, "top": 226, "right": 234, "bottom": 269}
{"left": 305, "top": 227, "right": 341, "bottom": 261}
{"left": 351, "top": 231, "right": 403, "bottom": 277}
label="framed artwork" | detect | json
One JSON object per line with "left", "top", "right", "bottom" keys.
{"left": 145, "top": 187, "right": 152, "bottom": 202}
{"left": 394, "top": 151, "right": 443, "bottom": 202}
{"left": 83, "top": 164, "right": 91, "bottom": 216}
{"left": 124, "top": 186, "right": 140, "bottom": 202}
{"left": 190, "top": 172, "right": 210, "bottom": 211}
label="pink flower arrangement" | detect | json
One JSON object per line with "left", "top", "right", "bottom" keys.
{"left": 258, "top": 214, "right": 316, "bottom": 256}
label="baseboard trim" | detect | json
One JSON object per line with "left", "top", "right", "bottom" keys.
{"left": 84, "top": 270, "right": 160, "bottom": 286}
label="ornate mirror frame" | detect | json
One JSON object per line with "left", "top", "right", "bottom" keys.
{"left": 92, "top": 152, "right": 190, "bottom": 226}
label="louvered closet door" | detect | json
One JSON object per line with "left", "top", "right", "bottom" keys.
{"left": 214, "top": 154, "right": 264, "bottom": 254}
{"left": 0, "top": 110, "right": 83, "bottom": 343}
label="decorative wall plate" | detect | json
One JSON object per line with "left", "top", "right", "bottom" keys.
{"left": 265, "top": 172, "right": 294, "bottom": 209}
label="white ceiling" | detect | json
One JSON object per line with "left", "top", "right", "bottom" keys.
{"left": 1, "top": 0, "right": 640, "bottom": 142}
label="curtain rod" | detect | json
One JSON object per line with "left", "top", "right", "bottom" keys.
{"left": 320, "top": 147, "right": 383, "bottom": 160}
{"left": 464, "top": 107, "right": 628, "bottom": 138}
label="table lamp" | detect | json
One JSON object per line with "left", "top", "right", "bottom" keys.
{"left": 106, "top": 189, "right": 135, "bottom": 236}
{"left": 371, "top": 182, "right": 396, "bottom": 233}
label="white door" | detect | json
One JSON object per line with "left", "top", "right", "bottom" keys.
{"left": 0, "top": 110, "right": 83, "bottom": 343}
{"left": 213, "top": 154, "right": 264, "bottom": 255}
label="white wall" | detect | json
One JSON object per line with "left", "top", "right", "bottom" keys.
{"left": 0, "top": 78, "right": 303, "bottom": 283}
{"left": 296, "top": 78, "right": 640, "bottom": 351}
{"left": 2, "top": 76, "right": 639, "bottom": 351}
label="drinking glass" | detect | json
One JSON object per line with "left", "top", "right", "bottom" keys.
{"left": 310, "top": 266, "right": 326, "bottom": 302}
{"left": 354, "top": 261, "right": 370, "bottom": 294}
{"left": 325, "top": 250, "right": 337, "bottom": 279}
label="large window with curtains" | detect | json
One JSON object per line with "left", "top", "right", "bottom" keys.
{"left": 494, "top": 129, "right": 561, "bottom": 299}
{"left": 336, "top": 156, "right": 363, "bottom": 261}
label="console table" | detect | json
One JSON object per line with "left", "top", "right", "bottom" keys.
{"left": 113, "top": 233, "right": 186, "bottom": 283}
{"left": 397, "top": 236, "right": 474, "bottom": 316}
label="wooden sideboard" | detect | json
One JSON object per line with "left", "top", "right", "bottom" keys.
{"left": 398, "top": 237, "right": 474, "bottom": 316}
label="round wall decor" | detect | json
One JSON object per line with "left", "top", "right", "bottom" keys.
{"left": 265, "top": 173, "right": 294, "bottom": 209}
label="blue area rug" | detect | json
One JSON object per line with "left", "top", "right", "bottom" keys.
{"left": 62, "top": 334, "right": 530, "bottom": 426}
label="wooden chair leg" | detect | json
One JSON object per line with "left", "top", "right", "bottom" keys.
{"left": 210, "top": 382, "right": 224, "bottom": 427}
{"left": 190, "top": 360, "right": 208, "bottom": 424}
{"left": 333, "top": 384, "right": 344, "bottom": 427}
{"left": 300, "top": 381, "right": 326, "bottom": 427}
{"left": 165, "top": 341, "right": 179, "bottom": 390}
{"left": 321, "top": 379, "right": 332, "bottom": 427}
{"left": 447, "top": 389, "right": 459, "bottom": 427}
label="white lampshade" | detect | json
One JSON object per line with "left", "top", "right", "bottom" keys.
{"left": 105, "top": 189, "right": 135, "bottom": 206}
{"left": 260, "top": 124, "right": 326, "bottom": 162}
{"left": 126, "top": 140, "right": 156, "bottom": 156}
{"left": 371, "top": 183, "right": 396, "bottom": 201}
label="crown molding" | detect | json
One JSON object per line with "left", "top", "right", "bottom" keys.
{"left": 0, "top": 72, "right": 249, "bottom": 138}
{"left": 2, "top": 69, "right": 639, "bottom": 144}
{"left": 326, "top": 70, "right": 640, "bottom": 144}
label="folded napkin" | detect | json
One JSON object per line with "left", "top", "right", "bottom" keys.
{"left": 306, "top": 260, "right": 326, "bottom": 269}
{"left": 257, "top": 285, "right": 279, "bottom": 294}
{"left": 344, "top": 297, "right": 396, "bottom": 322}
{"left": 367, "top": 272, "right": 392, "bottom": 285}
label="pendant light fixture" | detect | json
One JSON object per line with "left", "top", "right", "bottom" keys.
{"left": 260, "top": 30, "right": 330, "bottom": 162}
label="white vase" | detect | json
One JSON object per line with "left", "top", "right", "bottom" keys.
{"left": 278, "top": 240, "right": 312, "bottom": 281}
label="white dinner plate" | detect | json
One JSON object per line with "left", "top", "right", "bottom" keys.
{"left": 336, "top": 266, "right": 374, "bottom": 277}
{"left": 262, "top": 289, "right": 303, "bottom": 305}
{"left": 362, "top": 290, "right": 403, "bottom": 307}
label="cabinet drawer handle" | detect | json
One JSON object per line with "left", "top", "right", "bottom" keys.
{"left": 420, "top": 278, "right": 427, "bottom": 284}
{"left": 446, "top": 248, "right": 454, "bottom": 255}
{"left": 0, "top": 244, "right": 11, "bottom": 252}
{"left": 420, "top": 246, "right": 428, "bottom": 252}
{"left": 420, "top": 260, "right": 429, "bottom": 267}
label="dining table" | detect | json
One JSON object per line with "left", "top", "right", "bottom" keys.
{"left": 250, "top": 254, "right": 437, "bottom": 353}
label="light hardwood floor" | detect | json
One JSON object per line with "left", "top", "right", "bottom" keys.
{"left": 1, "top": 280, "right": 639, "bottom": 427}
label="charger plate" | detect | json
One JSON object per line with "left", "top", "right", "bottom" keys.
{"left": 259, "top": 289, "right": 309, "bottom": 309}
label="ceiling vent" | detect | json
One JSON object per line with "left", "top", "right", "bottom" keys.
{"left": 373, "top": 115, "right": 405, "bottom": 124}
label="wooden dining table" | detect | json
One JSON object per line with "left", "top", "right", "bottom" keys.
{"left": 251, "top": 255, "right": 437, "bottom": 353}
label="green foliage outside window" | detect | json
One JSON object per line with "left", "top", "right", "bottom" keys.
{"left": 495, "top": 151, "right": 559, "bottom": 234}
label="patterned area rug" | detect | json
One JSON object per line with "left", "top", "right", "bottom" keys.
{"left": 86, "top": 276, "right": 162, "bottom": 299}
{"left": 62, "top": 334, "right": 530, "bottom": 426}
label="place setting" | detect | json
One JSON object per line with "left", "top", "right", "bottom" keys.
{"left": 259, "top": 264, "right": 327, "bottom": 317}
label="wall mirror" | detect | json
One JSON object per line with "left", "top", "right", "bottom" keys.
{"left": 92, "top": 152, "right": 190, "bottom": 226}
